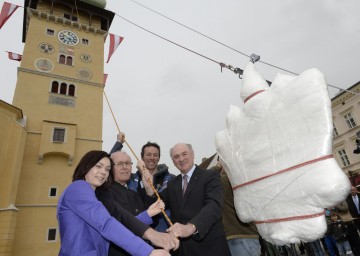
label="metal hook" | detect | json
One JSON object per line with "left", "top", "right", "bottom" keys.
{"left": 250, "top": 54, "right": 260, "bottom": 63}
{"left": 234, "top": 68, "right": 243, "bottom": 79}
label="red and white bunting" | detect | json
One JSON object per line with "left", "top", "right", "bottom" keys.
{"left": 106, "top": 33, "right": 124, "bottom": 63}
{"left": 103, "top": 73, "right": 108, "bottom": 85}
{"left": 7, "top": 51, "right": 22, "bottom": 61}
{"left": 0, "top": 2, "right": 20, "bottom": 30}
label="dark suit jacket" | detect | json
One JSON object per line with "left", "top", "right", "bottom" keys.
{"left": 346, "top": 193, "right": 360, "bottom": 219}
{"left": 96, "top": 184, "right": 152, "bottom": 256}
{"left": 160, "top": 166, "right": 230, "bottom": 256}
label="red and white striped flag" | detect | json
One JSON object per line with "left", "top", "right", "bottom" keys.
{"left": 103, "top": 73, "right": 108, "bottom": 85}
{"left": 7, "top": 51, "right": 22, "bottom": 61}
{"left": 0, "top": 2, "right": 20, "bottom": 30}
{"left": 106, "top": 33, "right": 124, "bottom": 63}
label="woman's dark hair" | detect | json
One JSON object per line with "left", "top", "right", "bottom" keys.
{"left": 141, "top": 142, "right": 161, "bottom": 158}
{"left": 72, "top": 150, "right": 114, "bottom": 188}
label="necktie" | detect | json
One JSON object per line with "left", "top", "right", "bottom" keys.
{"left": 183, "top": 175, "right": 188, "bottom": 196}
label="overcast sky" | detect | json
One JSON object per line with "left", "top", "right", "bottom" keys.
{"left": 1, "top": 0, "right": 360, "bottom": 175}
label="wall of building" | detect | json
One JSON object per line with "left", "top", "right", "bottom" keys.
{"left": 0, "top": 101, "right": 26, "bottom": 256}
{"left": 332, "top": 81, "right": 360, "bottom": 185}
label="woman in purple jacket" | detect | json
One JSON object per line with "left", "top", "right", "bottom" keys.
{"left": 57, "top": 150, "right": 175, "bottom": 256}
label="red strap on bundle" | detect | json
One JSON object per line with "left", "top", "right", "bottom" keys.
{"left": 255, "top": 210, "right": 325, "bottom": 224}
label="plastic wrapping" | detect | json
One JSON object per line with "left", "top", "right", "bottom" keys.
{"left": 215, "top": 62, "right": 351, "bottom": 245}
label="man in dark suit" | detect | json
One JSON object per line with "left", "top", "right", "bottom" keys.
{"left": 142, "top": 143, "right": 231, "bottom": 256}
{"left": 346, "top": 186, "right": 360, "bottom": 230}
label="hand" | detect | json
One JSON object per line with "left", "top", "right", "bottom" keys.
{"left": 143, "top": 229, "right": 179, "bottom": 251}
{"left": 136, "top": 159, "right": 146, "bottom": 172}
{"left": 166, "top": 222, "right": 196, "bottom": 238}
{"left": 149, "top": 249, "right": 170, "bottom": 256}
{"left": 117, "top": 132, "right": 125, "bottom": 143}
{"left": 137, "top": 160, "right": 155, "bottom": 195}
{"left": 147, "top": 199, "right": 165, "bottom": 217}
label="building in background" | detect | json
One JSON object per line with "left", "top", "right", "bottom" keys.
{"left": 331, "top": 81, "right": 360, "bottom": 186}
{"left": 0, "top": 0, "right": 114, "bottom": 255}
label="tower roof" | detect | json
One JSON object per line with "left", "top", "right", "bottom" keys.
{"left": 80, "top": 0, "right": 107, "bottom": 9}
{"left": 22, "top": 0, "right": 115, "bottom": 42}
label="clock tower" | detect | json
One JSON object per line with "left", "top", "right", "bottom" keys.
{"left": 9, "top": 0, "right": 114, "bottom": 255}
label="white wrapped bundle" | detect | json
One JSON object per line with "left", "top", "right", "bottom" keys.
{"left": 215, "top": 62, "right": 351, "bottom": 245}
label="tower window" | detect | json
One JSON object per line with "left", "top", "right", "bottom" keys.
{"left": 53, "top": 128, "right": 65, "bottom": 143}
{"left": 46, "top": 29, "right": 54, "bottom": 36}
{"left": 60, "top": 83, "right": 67, "bottom": 95}
{"left": 50, "top": 81, "right": 76, "bottom": 97}
{"left": 66, "top": 56, "right": 73, "bottom": 66}
{"left": 59, "top": 54, "right": 73, "bottom": 66}
{"left": 49, "top": 187, "right": 57, "bottom": 197}
{"left": 68, "top": 84, "right": 75, "bottom": 96}
{"left": 51, "top": 81, "right": 59, "bottom": 93}
{"left": 47, "top": 228, "right": 57, "bottom": 242}
{"left": 59, "top": 54, "right": 65, "bottom": 64}
{"left": 82, "top": 38, "right": 89, "bottom": 45}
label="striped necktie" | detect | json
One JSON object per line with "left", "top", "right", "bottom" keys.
{"left": 182, "top": 175, "right": 188, "bottom": 196}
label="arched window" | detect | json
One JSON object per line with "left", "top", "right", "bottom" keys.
{"left": 59, "top": 54, "right": 65, "bottom": 64}
{"left": 66, "top": 56, "right": 73, "bottom": 66}
{"left": 68, "top": 84, "right": 75, "bottom": 96}
{"left": 60, "top": 83, "right": 67, "bottom": 95}
{"left": 51, "top": 81, "right": 59, "bottom": 93}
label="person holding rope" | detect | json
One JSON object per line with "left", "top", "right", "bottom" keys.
{"left": 57, "top": 150, "right": 179, "bottom": 256}
{"left": 110, "top": 132, "right": 175, "bottom": 232}
{"left": 96, "top": 150, "right": 170, "bottom": 256}
{"left": 140, "top": 143, "right": 231, "bottom": 256}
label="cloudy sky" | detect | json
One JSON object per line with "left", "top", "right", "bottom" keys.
{"left": 1, "top": 0, "right": 360, "bottom": 175}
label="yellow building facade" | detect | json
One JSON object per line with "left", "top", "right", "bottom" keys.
{"left": 0, "top": 0, "right": 114, "bottom": 255}
{"left": 0, "top": 101, "right": 26, "bottom": 256}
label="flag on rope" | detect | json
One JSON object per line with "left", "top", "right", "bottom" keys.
{"left": 106, "top": 33, "right": 124, "bottom": 63}
{"left": 0, "top": 2, "right": 20, "bottom": 30}
{"left": 7, "top": 51, "right": 22, "bottom": 61}
{"left": 103, "top": 73, "right": 108, "bottom": 84}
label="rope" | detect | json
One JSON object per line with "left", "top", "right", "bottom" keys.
{"left": 244, "top": 90, "right": 265, "bottom": 103}
{"left": 255, "top": 210, "right": 325, "bottom": 224}
{"left": 108, "top": 3, "right": 360, "bottom": 96}
{"left": 232, "top": 155, "right": 333, "bottom": 191}
{"left": 103, "top": 90, "right": 173, "bottom": 226}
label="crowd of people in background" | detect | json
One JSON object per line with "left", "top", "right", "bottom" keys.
{"left": 56, "top": 132, "right": 360, "bottom": 256}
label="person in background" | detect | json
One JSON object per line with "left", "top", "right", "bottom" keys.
{"left": 57, "top": 150, "right": 178, "bottom": 256}
{"left": 307, "top": 240, "right": 325, "bottom": 256}
{"left": 110, "top": 133, "right": 175, "bottom": 231}
{"left": 142, "top": 143, "right": 231, "bottom": 256}
{"left": 346, "top": 186, "right": 360, "bottom": 231}
{"left": 328, "top": 213, "right": 354, "bottom": 256}
{"left": 211, "top": 161, "right": 261, "bottom": 256}
{"left": 333, "top": 200, "right": 360, "bottom": 256}
{"left": 323, "top": 208, "right": 339, "bottom": 256}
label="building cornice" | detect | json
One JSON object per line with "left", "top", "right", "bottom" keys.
{"left": 332, "top": 82, "right": 360, "bottom": 108}
{"left": 18, "top": 67, "right": 104, "bottom": 88}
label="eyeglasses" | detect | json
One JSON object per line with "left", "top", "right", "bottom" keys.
{"left": 114, "top": 162, "right": 133, "bottom": 168}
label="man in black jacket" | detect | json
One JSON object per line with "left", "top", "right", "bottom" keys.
{"left": 346, "top": 186, "right": 360, "bottom": 230}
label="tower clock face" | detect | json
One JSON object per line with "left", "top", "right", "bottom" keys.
{"left": 38, "top": 42, "right": 55, "bottom": 54}
{"left": 58, "top": 30, "right": 79, "bottom": 46}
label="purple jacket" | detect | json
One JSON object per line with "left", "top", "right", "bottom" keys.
{"left": 57, "top": 180, "right": 153, "bottom": 256}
